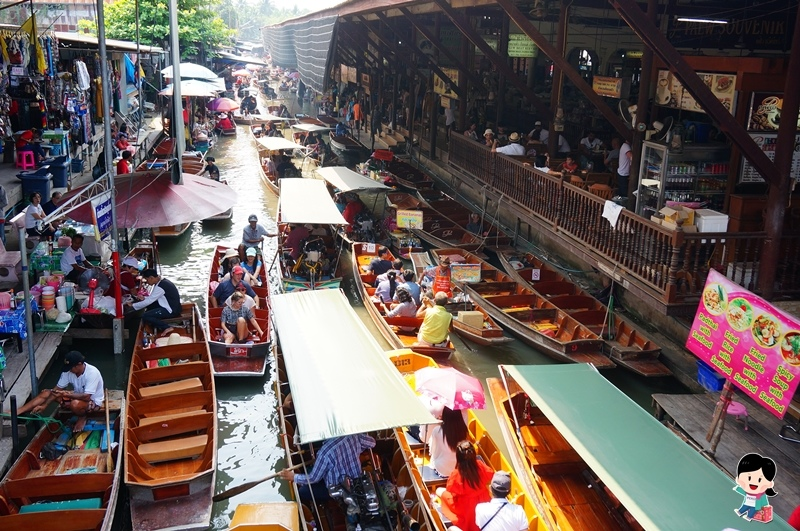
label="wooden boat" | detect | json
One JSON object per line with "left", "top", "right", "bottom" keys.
{"left": 316, "top": 114, "right": 339, "bottom": 127}
{"left": 367, "top": 153, "right": 434, "bottom": 190}
{"left": 430, "top": 248, "right": 614, "bottom": 369}
{"left": 389, "top": 350, "right": 547, "bottom": 531}
{"left": 125, "top": 303, "right": 217, "bottom": 531}
{"left": 217, "top": 116, "right": 237, "bottom": 136}
{"left": 229, "top": 502, "right": 300, "bottom": 531}
{"left": 152, "top": 222, "right": 192, "bottom": 239}
{"left": 329, "top": 133, "right": 364, "bottom": 152}
{"left": 497, "top": 251, "right": 670, "bottom": 377}
{"left": 253, "top": 133, "right": 305, "bottom": 195}
{"left": 204, "top": 245, "right": 272, "bottom": 376}
{"left": 450, "top": 300, "right": 514, "bottom": 346}
{"left": 353, "top": 242, "right": 454, "bottom": 361}
{"left": 0, "top": 391, "right": 124, "bottom": 531}
{"left": 151, "top": 137, "right": 175, "bottom": 157}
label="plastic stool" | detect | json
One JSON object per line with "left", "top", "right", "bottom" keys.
{"left": 724, "top": 400, "right": 749, "bottom": 430}
{"left": 16, "top": 151, "right": 35, "bottom": 170}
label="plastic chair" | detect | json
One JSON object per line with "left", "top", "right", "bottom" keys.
{"left": 16, "top": 151, "right": 36, "bottom": 170}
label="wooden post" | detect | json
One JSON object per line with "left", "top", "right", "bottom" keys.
{"left": 706, "top": 381, "right": 733, "bottom": 455}
{"left": 548, "top": 0, "right": 568, "bottom": 157}
{"left": 629, "top": 0, "right": 657, "bottom": 201}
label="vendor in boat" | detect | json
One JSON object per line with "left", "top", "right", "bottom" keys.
{"left": 61, "top": 234, "right": 95, "bottom": 283}
{"left": 105, "top": 256, "right": 142, "bottom": 299}
{"left": 239, "top": 214, "right": 277, "bottom": 259}
{"left": 475, "top": 472, "right": 529, "bottom": 531}
{"left": 282, "top": 223, "right": 310, "bottom": 261}
{"left": 215, "top": 113, "right": 234, "bottom": 133}
{"left": 362, "top": 246, "right": 393, "bottom": 276}
{"left": 17, "top": 351, "right": 104, "bottom": 424}
{"left": 202, "top": 156, "right": 220, "bottom": 181}
{"left": 342, "top": 192, "right": 365, "bottom": 226}
{"left": 128, "top": 269, "right": 183, "bottom": 335}
{"left": 416, "top": 291, "right": 452, "bottom": 347}
{"left": 221, "top": 292, "right": 263, "bottom": 344}
{"left": 422, "top": 256, "right": 452, "bottom": 297}
{"left": 279, "top": 433, "right": 376, "bottom": 503}
{"left": 211, "top": 266, "right": 259, "bottom": 308}
{"left": 465, "top": 213, "right": 485, "bottom": 236}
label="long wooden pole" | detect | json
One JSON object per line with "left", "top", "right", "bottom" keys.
{"left": 104, "top": 390, "right": 113, "bottom": 472}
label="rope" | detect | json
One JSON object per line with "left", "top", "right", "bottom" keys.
{"left": 0, "top": 412, "right": 64, "bottom": 431}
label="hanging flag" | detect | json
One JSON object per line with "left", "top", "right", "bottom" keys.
{"left": 20, "top": 14, "right": 47, "bottom": 74}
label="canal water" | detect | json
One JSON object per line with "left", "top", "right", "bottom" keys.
{"left": 34, "top": 122, "right": 687, "bottom": 530}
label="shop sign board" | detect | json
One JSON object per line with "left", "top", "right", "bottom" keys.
{"left": 347, "top": 66, "right": 357, "bottom": 84}
{"left": 450, "top": 263, "right": 482, "bottom": 284}
{"left": 10, "top": 66, "right": 25, "bottom": 77}
{"left": 396, "top": 209, "right": 423, "bottom": 229}
{"left": 433, "top": 67, "right": 459, "bottom": 99}
{"left": 667, "top": 14, "right": 793, "bottom": 51}
{"left": 90, "top": 191, "right": 113, "bottom": 241}
{"left": 655, "top": 70, "right": 736, "bottom": 115}
{"left": 739, "top": 132, "right": 800, "bottom": 183}
{"left": 592, "top": 76, "right": 623, "bottom": 98}
{"left": 686, "top": 269, "right": 800, "bottom": 419}
{"left": 507, "top": 34, "right": 538, "bottom": 58}
{"left": 360, "top": 73, "right": 370, "bottom": 88}
{"left": 747, "top": 92, "right": 800, "bottom": 132}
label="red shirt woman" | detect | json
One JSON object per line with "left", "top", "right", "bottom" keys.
{"left": 439, "top": 441, "right": 493, "bottom": 531}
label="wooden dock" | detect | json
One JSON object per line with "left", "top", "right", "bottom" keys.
{"left": 0, "top": 332, "right": 63, "bottom": 475}
{"left": 652, "top": 392, "right": 800, "bottom": 520}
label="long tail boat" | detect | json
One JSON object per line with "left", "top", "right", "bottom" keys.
{"left": 430, "top": 248, "right": 614, "bottom": 369}
{"left": 497, "top": 251, "right": 670, "bottom": 377}
{"left": 204, "top": 245, "right": 272, "bottom": 376}
{"left": 125, "top": 303, "right": 217, "bottom": 531}
{"left": 353, "top": 242, "right": 453, "bottom": 361}
{"left": 389, "top": 349, "right": 547, "bottom": 531}
{"left": 364, "top": 150, "right": 434, "bottom": 191}
{"left": 0, "top": 391, "right": 124, "bottom": 531}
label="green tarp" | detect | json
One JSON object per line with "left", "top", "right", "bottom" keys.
{"left": 503, "top": 364, "right": 793, "bottom": 531}
{"left": 272, "top": 289, "right": 438, "bottom": 443}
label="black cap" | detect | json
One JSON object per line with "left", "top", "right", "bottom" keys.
{"left": 206, "top": 156, "right": 215, "bottom": 162}
{"left": 141, "top": 268, "right": 159, "bottom": 278}
{"left": 63, "top": 351, "right": 85, "bottom": 372}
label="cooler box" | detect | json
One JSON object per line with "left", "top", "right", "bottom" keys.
{"left": 457, "top": 311, "right": 484, "bottom": 329}
{"left": 695, "top": 209, "right": 729, "bottom": 233}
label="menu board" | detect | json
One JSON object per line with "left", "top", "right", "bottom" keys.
{"left": 739, "top": 133, "right": 800, "bottom": 183}
{"left": 747, "top": 92, "right": 800, "bottom": 132}
{"left": 451, "top": 263, "right": 482, "bottom": 283}
{"left": 433, "top": 67, "right": 459, "bottom": 99}
{"left": 593, "top": 76, "right": 623, "bottom": 98}
{"left": 686, "top": 269, "right": 800, "bottom": 419}
{"left": 655, "top": 70, "right": 736, "bottom": 115}
{"left": 396, "top": 209, "right": 423, "bottom": 229}
{"left": 507, "top": 34, "right": 537, "bottom": 58}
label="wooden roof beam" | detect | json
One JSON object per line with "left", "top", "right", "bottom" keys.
{"left": 338, "top": 27, "right": 380, "bottom": 68}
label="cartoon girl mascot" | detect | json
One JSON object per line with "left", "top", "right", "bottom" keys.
{"left": 734, "top": 453, "right": 777, "bottom": 522}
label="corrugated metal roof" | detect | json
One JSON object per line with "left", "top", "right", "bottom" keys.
{"left": 264, "top": 0, "right": 419, "bottom": 28}
{"left": 55, "top": 32, "right": 164, "bottom": 53}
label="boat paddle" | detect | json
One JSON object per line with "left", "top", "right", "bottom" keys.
{"left": 213, "top": 461, "right": 307, "bottom": 502}
{"left": 104, "top": 390, "right": 113, "bottom": 472}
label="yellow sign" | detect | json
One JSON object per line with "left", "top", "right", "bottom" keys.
{"left": 433, "top": 67, "right": 459, "bottom": 99}
{"left": 397, "top": 209, "right": 423, "bottom": 229}
{"left": 508, "top": 34, "right": 538, "bottom": 58}
{"left": 625, "top": 50, "right": 644, "bottom": 59}
{"left": 592, "top": 76, "right": 623, "bottom": 98}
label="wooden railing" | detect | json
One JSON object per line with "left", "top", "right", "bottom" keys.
{"left": 448, "top": 134, "right": 800, "bottom": 308}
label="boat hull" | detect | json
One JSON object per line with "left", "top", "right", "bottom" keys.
{"left": 153, "top": 222, "right": 192, "bottom": 238}
{"left": 330, "top": 134, "right": 363, "bottom": 152}
{"left": 128, "top": 474, "right": 214, "bottom": 531}
{"left": 280, "top": 276, "right": 342, "bottom": 292}
{"left": 209, "top": 340, "right": 271, "bottom": 376}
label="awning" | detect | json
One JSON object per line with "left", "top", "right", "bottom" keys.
{"left": 159, "top": 79, "right": 223, "bottom": 97}
{"left": 263, "top": 16, "right": 336, "bottom": 93}
{"left": 278, "top": 178, "right": 347, "bottom": 225}
{"left": 256, "top": 136, "right": 303, "bottom": 151}
{"left": 272, "top": 289, "right": 438, "bottom": 443}
{"left": 55, "top": 31, "right": 164, "bottom": 53}
{"left": 502, "top": 364, "right": 796, "bottom": 531}
{"left": 316, "top": 167, "right": 391, "bottom": 192}
{"left": 217, "top": 51, "right": 269, "bottom": 66}
{"left": 293, "top": 123, "right": 331, "bottom": 132}
{"left": 161, "top": 62, "right": 218, "bottom": 80}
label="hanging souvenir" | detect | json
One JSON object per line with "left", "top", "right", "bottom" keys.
{"left": 7, "top": 37, "right": 21, "bottom": 65}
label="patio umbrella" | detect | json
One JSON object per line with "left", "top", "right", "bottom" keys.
{"left": 414, "top": 366, "right": 485, "bottom": 410}
{"left": 159, "top": 79, "right": 220, "bottom": 97}
{"left": 245, "top": 64, "right": 262, "bottom": 71}
{"left": 207, "top": 97, "right": 240, "bottom": 112}
{"left": 232, "top": 69, "right": 251, "bottom": 77}
{"left": 160, "top": 62, "right": 218, "bottom": 80}
{"left": 61, "top": 171, "right": 237, "bottom": 229}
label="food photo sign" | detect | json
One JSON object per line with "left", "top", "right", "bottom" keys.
{"left": 686, "top": 269, "right": 800, "bottom": 418}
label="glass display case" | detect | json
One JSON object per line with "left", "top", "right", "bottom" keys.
{"left": 636, "top": 141, "right": 731, "bottom": 218}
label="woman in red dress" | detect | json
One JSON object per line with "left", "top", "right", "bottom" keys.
{"left": 438, "top": 441, "right": 493, "bottom": 531}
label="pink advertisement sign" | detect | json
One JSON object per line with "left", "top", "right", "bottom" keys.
{"left": 686, "top": 269, "right": 800, "bottom": 419}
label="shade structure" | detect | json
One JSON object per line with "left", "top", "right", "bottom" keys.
{"left": 207, "top": 97, "right": 240, "bottom": 112}
{"left": 231, "top": 69, "right": 251, "bottom": 77}
{"left": 61, "top": 171, "right": 237, "bottom": 229}
{"left": 272, "top": 289, "right": 438, "bottom": 443}
{"left": 414, "top": 367, "right": 485, "bottom": 410}
{"left": 256, "top": 136, "right": 304, "bottom": 151}
{"left": 245, "top": 63, "right": 262, "bottom": 71}
{"left": 501, "top": 364, "right": 796, "bottom": 531}
{"left": 279, "top": 178, "right": 347, "bottom": 226}
{"left": 292, "top": 123, "right": 331, "bottom": 133}
{"left": 316, "top": 166, "right": 391, "bottom": 192}
{"left": 159, "top": 79, "right": 221, "bottom": 97}
{"left": 161, "top": 62, "right": 218, "bottom": 80}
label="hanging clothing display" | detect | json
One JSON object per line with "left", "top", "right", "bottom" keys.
{"left": 75, "top": 60, "right": 91, "bottom": 90}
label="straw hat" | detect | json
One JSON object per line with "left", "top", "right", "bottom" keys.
{"left": 484, "top": 129, "right": 494, "bottom": 137}
{"left": 509, "top": 132, "right": 520, "bottom": 142}
{"left": 223, "top": 248, "right": 238, "bottom": 260}
{"left": 167, "top": 333, "right": 183, "bottom": 346}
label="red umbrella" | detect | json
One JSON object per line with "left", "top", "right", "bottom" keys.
{"left": 207, "top": 97, "right": 240, "bottom": 112}
{"left": 61, "top": 171, "right": 237, "bottom": 229}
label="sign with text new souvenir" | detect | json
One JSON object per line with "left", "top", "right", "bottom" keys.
{"left": 686, "top": 269, "right": 800, "bottom": 418}
{"left": 450, "top": 263, "right": 481, "bottom": 284}
{"left": 90, "top": 191, "right": 113, "bottom": 241}
{"left": 396, "top": 209, "right": 423, "bottom": 229}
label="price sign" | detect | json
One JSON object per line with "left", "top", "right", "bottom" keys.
{"left": 397, "top": 209, "right": 423, "bottom": 229}
{"left": 365, "top": 243, "right": 376, "bottom": 254}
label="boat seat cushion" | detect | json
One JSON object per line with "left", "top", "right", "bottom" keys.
{"left": 139, "top": 377, "right": 203, "bottom": 398}
{"left": 19, "top": 497, "right": 102, "bottom": 513}
{"left": 138, "top": 434, "right": 208, "bottom": 463}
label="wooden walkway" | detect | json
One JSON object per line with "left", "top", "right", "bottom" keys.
{"left": 0, "top": 331, "right": 63, "bottom": 475}
{"left": 652, "top": 392, "right": 800, "bottom": 520}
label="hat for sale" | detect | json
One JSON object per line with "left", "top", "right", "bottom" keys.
{"left": 246, "top": 247, "right": 257, "bottom": 257}
{"left": 490, "top": 471, "right": 511, "bottom": 496}
{"left": 62, "top": 351, "right": 85, "bottom": 372}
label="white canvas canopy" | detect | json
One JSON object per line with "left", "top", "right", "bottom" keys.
{"left": 293, "top": 123, "right": 331, "bottom": 132}
{"left": 159, "top": 79, "right": 222, "bottom": 97}
{"left": 279, "top": 179, "right": 348, "bottom": 225}
{"left": 272, "top": 290, "right": 438, "bottom": 443}
{"left": 256, "top": 136, "right": 304, "bottom": 151}
{"left": 316, "top": 167, "right": 391, "bottom": 192}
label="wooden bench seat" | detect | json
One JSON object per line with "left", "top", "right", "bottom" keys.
{"left": 138, "top": 377, "right": 203, "bottom": 399}
{"left": 137, "top": 434, "right": 208, "bottom": 463}
{"left": 138, "top": 409, "right": 208, "bottom": 427}
{"left": 552, "top": 501, "right": 620, "bottom": 530}
{"left": 520, "top": 425, "right": 582, "bottom": 467}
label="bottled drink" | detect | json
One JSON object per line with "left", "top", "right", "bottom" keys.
{"left": 9, "top": 290, "right": 15, "bottom": 310}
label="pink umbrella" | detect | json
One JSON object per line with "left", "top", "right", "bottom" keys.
{"left": 61, "top": 171, "right": 237, "bottom": 229}
{"left": 414, "top": 367, "right": 485, "bottom": 410}
{"left": 207, "top": 97, "right": 240, "bottom": 112}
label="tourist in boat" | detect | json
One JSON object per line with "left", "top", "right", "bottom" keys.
{"left": 215, "top": 113, "right": 234, "bottom": 134}
{"left": 422, "top": 256, "right": 452, "bottom": 296}
{"left": 202, "top": 156, "right": 220, "bottom": 181}
{"left": 394, "top": 270, "right": 421, "bottom": 305}
{"left": 372, "top": 271, "right": 399, "bottom": 303}
{"left": 241, "top": 94, "right": 258, "bottom": 116}
{"left": 416, "top": 291, "right": 452, "bottom": 347}
{"left": 283, "top": 223, "right": 310, "bottom": 261}
{"left": 492, "top": 132, "right": 525, "bottom": 156}
{"left": 225, "top": 283, "right": 257, "bottom": 310}
{"left": 242, "top": 247, "right": 263, "bottom": 284}
{"left": 128, "top": 269, "right": 182, "bottom": 335}
{"left": 219, "top": 249, "right": 242, "bottom": 279}
{"left": 25, "top": 192, "right": 56, "bottom": 239}
{"left": 116, "top": 151, "right": 132, "bottom": 174}
{"left": 239, "top": 214, "right": 277, "bottom": 258}
{"left": 376, "top": 259, "right": 404, "bottom": 284}
{"left": 277, "top": 155, "right": 297, "bottom": 178}
{"left": 211, "top": 266, "right": 258, "bottom": 308}
{"left": 221, "top": 291, "right": 263, "bottom": 344}
{"left": 17, "top": 351, "right": 104, "bottom": 422}
{"left": 105, "top": 256, "right": 141, "bottom": 299}
{"left": 278, "top": 433, "right": 376, "bottom": 503}
{"left": 437, "top": 441, "right": 494, "bottom": 531}
{"left": 557, "top": 155, "right": 579, "bottom": 175}
{"left": 362, "top": 246, "right": 393, "bottom": 276}
{"left": 61, "top": 234, "right": 95, "bottom": 283}
{"left": 382, "top": 286, "right": 418, "bottom": 329}
{"left": 474, "top": 471, "right": 528, "bottom": 531}
{"left": 419, "top": 406, "right": 467, "bottom": 478}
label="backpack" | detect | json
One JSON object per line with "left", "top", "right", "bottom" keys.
{"left": 40, "top": 441, "right": 68, "bottom": 460}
